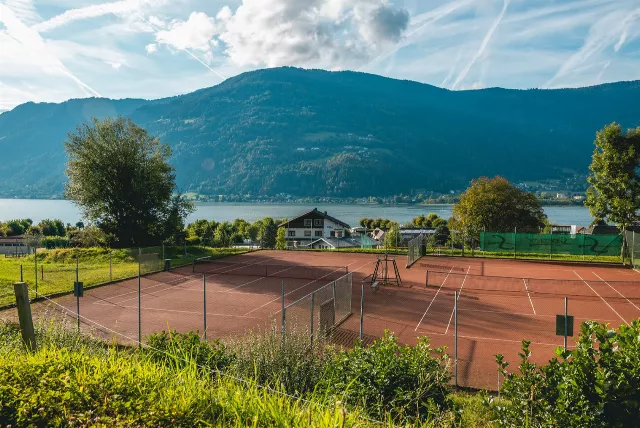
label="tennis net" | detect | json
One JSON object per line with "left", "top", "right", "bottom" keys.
{"left": 425, "top": 270, "right": 640, "bottom": 299}
{"left": 193, "top": 258, "right": 348, "bottom": 281}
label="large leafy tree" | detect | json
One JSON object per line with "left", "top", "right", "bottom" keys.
{"left": 586, "top": 123, "right": 640, "bottom": 229}
{"left": 64, "top": 117, "right": 194, "bottom": 247}
{"left": 259, "top": 217, "right": 277, "bottom": 249}
{"left": 451, "top": 176, "right": 546, "bottom": 243}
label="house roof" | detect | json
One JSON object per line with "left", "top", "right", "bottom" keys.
{"left": 278, "top": 208, "right": 351, "bottom": 229}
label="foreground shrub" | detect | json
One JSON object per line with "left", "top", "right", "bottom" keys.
{"left": 0, "top": 329, "right": 368, "bottom": 427}
{"left": 494, "top": 320, "right": 640, "bottom": 427}
{"left": 226, "top": 326, "right": 334, "bottom": 396}
{"left": 145, "top": 330, "right": 235, "bottom": 372}
{"left": 320, "top": 332, "right": 451, "bottom": 421}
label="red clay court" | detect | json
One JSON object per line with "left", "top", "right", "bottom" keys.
{"left": 36, "top": 250, "right": 640, "bottom": 390}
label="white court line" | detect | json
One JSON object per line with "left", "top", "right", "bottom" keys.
{"left": 106, "top": 255, "right": 277, "bottom": 305}
{"left": 591, "top": 272, "right": 640, "bottom": 313}
{"left": 244, "top": 260, "right": 368, "bottom": 317}
{"left": 414, "top": 267, "right": 455, "bottom": 331}
{"left": 91, "top": 302, "right": 262, "bottom": 319}
{"left": 523, "top": 278, "right": 537, "bottom": 315}
{"left": 573, "top": 271, "right": 628, "bottom": 326}
{"left": 444, "top": 266, "right": 470, "bottom": 334}
{"left": 457, "top": 308, "right": 620, "bottom": 322}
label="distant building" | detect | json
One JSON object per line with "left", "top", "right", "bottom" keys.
{"left": 278, "top": 208, "right": 351, "bottom": 246}
{"left": 0, "top": 235, "right": 28, "bottom": 255}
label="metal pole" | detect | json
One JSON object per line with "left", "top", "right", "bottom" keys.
{"left": 34, "top": 247, "right": 38, "bottom": 297}
{"left": 20, "top": 265, "right": 23, "bottom": 282}
{"left": 455, "top": 290, "right": 459, "bottom": 389}
{"left": 582, "top": 229, "right": 585, "bottom": 261}
{"left": 359, "top": 281, "right": 364, "bottom": 341}
{"left": 76, "top": 256, "right": 80, "bottom": 331}
{"left": 109, "top": 251, "right": 113, "bottom": 281}
{"left": 203, "top": 273, "right": 207, "bottom": 340}
{"left": 564, "top": 297, "right": 568, "bottom": 351}
{"left": 281, "top": 280, "right": 285, "bottom": 348}
{"left": 514, "top": 227, "right": 517, "bottom": 259}
{"left": 310, "top": 292, "right": 315, "bottom": 346}
{"left": 162, "top": 244, "right": 165, "bottom": 265}
{"left": 41, "top": 265, "right": 43, "bottom": 281}
{"left": 550, "top": 229, "right": 553, "bottom": 260}
{"left": 138, "top": 260, "right": 141, "bottom": 346}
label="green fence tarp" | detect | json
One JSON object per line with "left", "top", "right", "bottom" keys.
{"left": 480, "top": 232, "right": 622, "bottom": 256}
{"left": 361, "top": 235, "right": 375, "bottom": 249}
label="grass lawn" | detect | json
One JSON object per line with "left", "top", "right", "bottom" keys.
{"left": 0, "top": 246, "right": 251, "bottom": 308}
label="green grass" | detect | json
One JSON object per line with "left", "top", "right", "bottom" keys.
{"left": 0, "top": 246, "right": 251, "bottom": 308}
{"left": 0, "top": 320, "right": 499, "bottom": 427}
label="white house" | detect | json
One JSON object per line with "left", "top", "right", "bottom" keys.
{"left": 278, "top": 208, "right": 351, "bottom": 245}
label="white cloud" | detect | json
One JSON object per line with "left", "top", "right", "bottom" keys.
{"left": 4, "top": 0, "right": 41, "bottom": 25}
{"left": 451, "top": 0, "right": 510, "bottom": 90}
{"left": 145, "top": 43, "right": 157, "bottom": 53}
{"left": 214, "top": 0, "right": 410, "bottom": 68}
{"left": 147, "top": 14, "right": 165, "bottom": 28}
{"left": 105, "top": 60, "right": 122, "bottom": 69}
{"left": 0, "top": 4, "right": 100, "bottom": 96}
{"left": 32, "top": 0, "right": 167, "bottom": 33}
{"left": 155, "top": 11, "right": 219, "bottom": 52}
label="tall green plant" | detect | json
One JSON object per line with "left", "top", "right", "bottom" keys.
{"left": 586, "top": 123, "right": 640, "bottom": 262}
{"left": 494, "top": 320, "right": 640, "bottom": 427}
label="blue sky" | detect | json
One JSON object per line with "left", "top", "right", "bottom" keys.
{"left": 1, "top": 0, "right": 639, "bottom": 111}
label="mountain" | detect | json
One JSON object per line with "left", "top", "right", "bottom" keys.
{"left": 1, "top": 67, "right": 639, "bottom": 198}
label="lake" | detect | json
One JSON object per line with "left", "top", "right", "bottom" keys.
{"left": 0, "top": 199, "right": 594, "bottom": 227}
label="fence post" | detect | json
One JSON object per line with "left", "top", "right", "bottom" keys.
{"left": 454, "top": 290, "right": 459, "bottom": 390}
{"left": 138, "top": 260, "right": 141, "bottom": 347}
{"left": 310, "top": 292, "right": 315, "bottom": 346}
{"left": 564, "top": 297, "right": 568, "bottom": 351}
{"left": 203, "top": 274, "right": 207, "bottom": 340}
{"left": 281, "top": 280, "right": 285, "bottom": 349}
{"left": 34, "top": 247, "right": 38, "bottom": 297}
{"left": 109, "top": 251, "right": 113, "bottom": 282}
{"left": 76, "top": 257, "right": 80, "bottom": 331}
{"left": 550, "top": 231, "right": 553, "bottom": 260}
{"left": 582, "top": 229, "right": 585, "bottom": 261}
{"left": 20, "top": 264, "right": 23, "bottom": 282}
{"left": 41, "top": 265, "right": 43, "bottom": 281}
{"left": 514, "top": 227, "right": 517, "bottom": 259}
{"left": 632, "top": 231, "right": 636, "bottom": 266}
{"left": 359, "top": 280, "right": 364, "bottom": 341}
{"left": 13, "top": 282, "right": 36, "bottom": 351}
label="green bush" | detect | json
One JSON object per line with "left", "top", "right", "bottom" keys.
{"left": 320, "top": 332, "right": 451, "bottom": 421}
{"left": 493, "top": 320, "right": 640, "bottom": 427}
{"left": 226, "top": 326, "right": 334, "bottom": 396}
{"left": 145, "top": 330, "right": 235, "bottom": 372}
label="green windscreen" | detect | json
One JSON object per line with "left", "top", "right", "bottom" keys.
{"left": 480, "top": 232, "right": 622, "bottom": 256}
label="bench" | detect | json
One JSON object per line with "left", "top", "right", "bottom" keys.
{"left": 371, "top": 281, "right": 380, "bottom": 293}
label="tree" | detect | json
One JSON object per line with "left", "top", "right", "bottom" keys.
{"left": 585, "top": 123, "right": 640, "bottom": 262}
{"left": 64, "top": 117, "right": 194, "bottom": 247}
{"left": 259, "top": 218, "right": 277, "bottom": 249}
{"left": 433, "top": 225, "right": 450, "bottom": 246}
{"left": 451, "top": 176, "right": 546, "bottom": 245}
{"left": 247, "top": 223, "right": 260, "bottom": 243}
{"left": 38, "top": 219, "right": 66, "bottom": 236}
{"left": 213, "top": 222, "right": 234, "bottom": 247}
{"left": 275, "top": 227, "right": 287, "bottom": 250}
{"left": 384, "top": 222, "right": 401, "bottom": 248}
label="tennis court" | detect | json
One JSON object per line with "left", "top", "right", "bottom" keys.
{"left": 16, "top": 250, "right": 640, "bottom": 390}
{"left": 30, "top": 251, "right": 371, "bottom": 345}
{"left": 337, "top": 254, "right": 640, "bottom": 390}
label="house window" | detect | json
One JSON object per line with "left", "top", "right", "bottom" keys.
{"left": 304, "top": 230, "right": 311, "bottom": 237}
{"left": 315, "top": 230, "right": 322, "bottom": 237}
{"left": 288, "top": 231, "right": 295, "bottom": 237}
{"left": 304, "top": 219, "right": 312, "bottom": 227}
{"left": 314, "top": 219, "right": 322, "bottom": 226}
{"left": 335, "top": 231, "right": 342, "bottom": 238}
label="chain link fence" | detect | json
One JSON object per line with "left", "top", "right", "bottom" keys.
{"left": 407, "top": 234, "right": 426, "bottom": 267}
{"left": 282, "top": 272, "right": 353, "bottom": 344}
